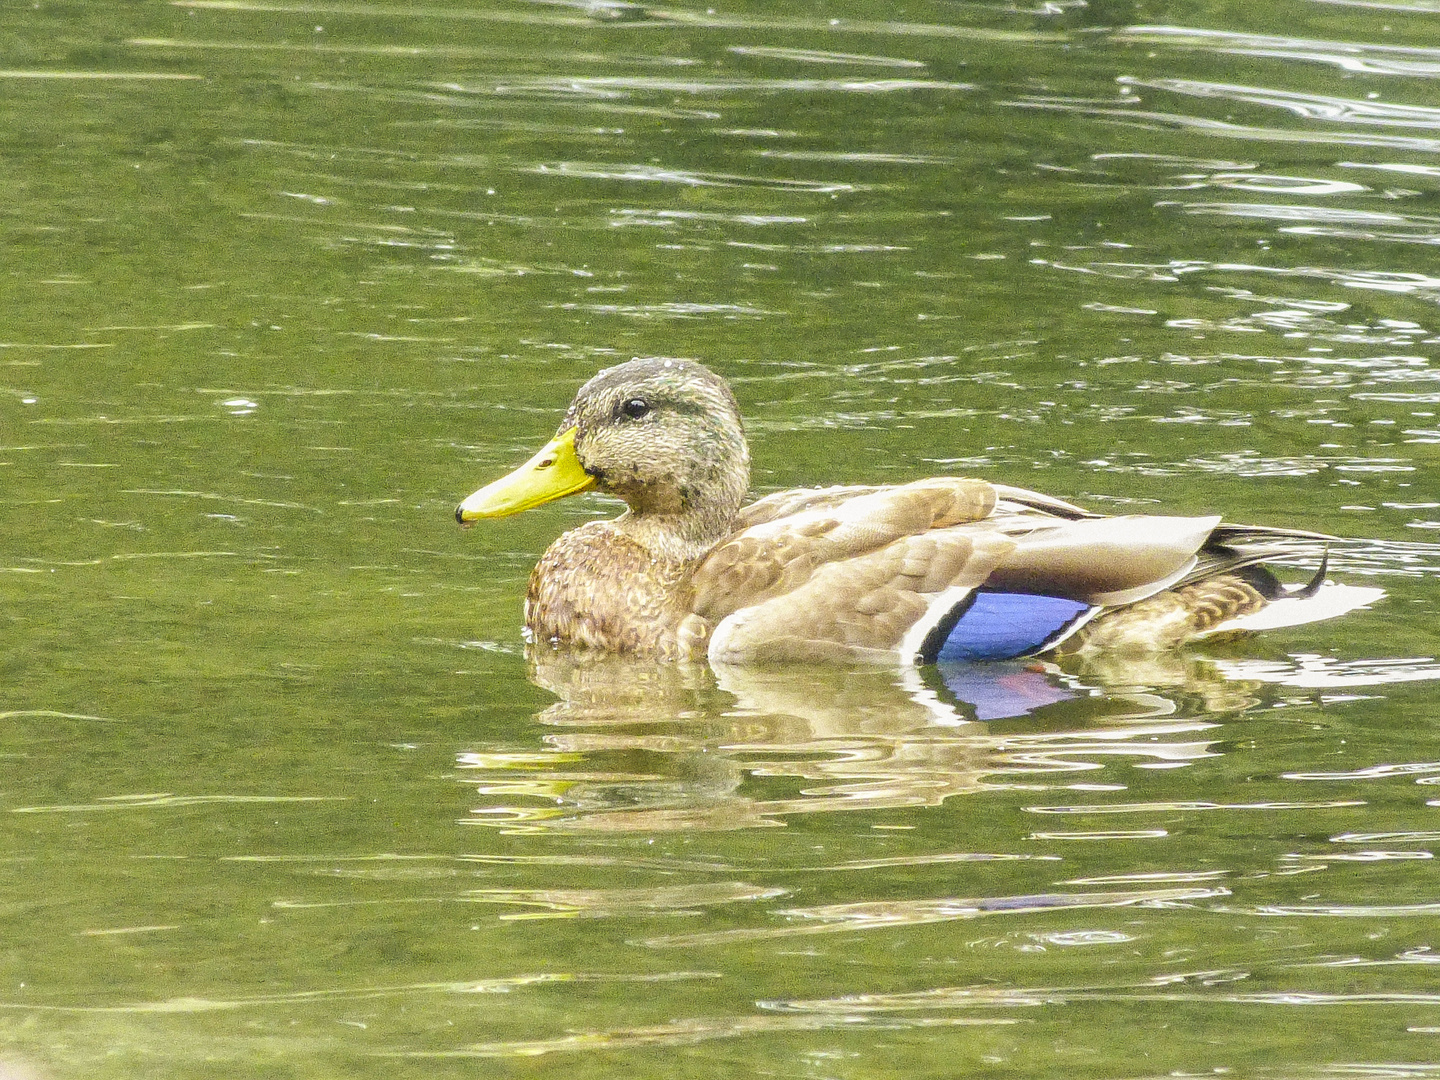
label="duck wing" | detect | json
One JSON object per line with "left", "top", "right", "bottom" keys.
{"left": 971, "top": 517, "right": 1380, "bottom": 657}
{"left": 984, "top": 513, "right": 1223, "bottom": 605}
{"left": 701, "top": 489, "right": 1254, "bottom": 664}
{"left": 696, "top": 482, "right": 1376, "bottom": 666}
{"left": 695, "top": 479, "right": 1008, "bottom": 664}
{"left": 924, "top": 512, "right": 1228, "bottom": 663}
{"left": 730, "top": 484, "right": 891, "bottom": 530}
{"left": 694, "top": 478, "right": 998, "bottom": 623}
{"left": 704, "top": 526, "right": 1018, "bottom": 664}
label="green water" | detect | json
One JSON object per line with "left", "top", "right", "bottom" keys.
{"left": 4, "top": 1, "right": 1440, "bottom": 1076}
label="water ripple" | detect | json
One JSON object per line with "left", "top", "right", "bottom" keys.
{"left": 0, "top": 710, "right": 119, "bottom": 723}
{"left": 1333, "top": 831, "right": 1440, "bottom": 843}
{"left": 174, "top": 0, "right": 1063, "bottom": 42}
{"left": 457, "top": 882, "right": 788, "bottom": 919}
{"left": 761, "top": 971, "right": 1440, "bottom": 1013}
{"left": 608, "top": 208, "right": 808, "bottom": 227}
{"left": 1008, "top": 99, "right": 1440, "bottom": 154}
{"left": 1055, "top": 258, "right": 1440, "bottom": 310}
{"left": 1094, "top": 453, "right": 1414, "bottom": 479}
{"left": 1116, "top": 25, "right": 1440, "bottom": 78}
{"left": 1063, "top": 870, "right": 1230, "bottom": 884}
{"left": 1026, "top": 800, "right": 1365, "bottom": 814}
{"left": 1179, "top": 203, "right": 1438, "bottom": 227}
{"left": 1231, "top": 902, "right": 1440, "bottom": 917}
{"left": 1193, "top": 173, "right": 1368, "bottom": 195}
{"left": 527, "top": 160, "right": 859, "bottom": 191}
{"left": 0, "top": 971, "right": 710, "bottom": 1013}
{"left": 755, "top": 149, "right": 953, "bottom": 166}
{"left": 173, "top": 0, "right": 606, "bottom": 26}
{"left": 726, "top": 46, "right": 926, "bottom": 69}
{"left": 1121, "top": 77, "right": 1440, "bottom": 128}
{"left": 1214, "top": 655, "right": 1440, "bottom": 688}
{"left": 1285, "top": 850, "right": 1432, "bottom": 861}
{"left": 1304, "top": 946, "right": 1440, "bottom": 967}
{"left": 553, "top": 301, "right": 779, "bottom": 318}
{"left": 452, "top": 75, "right": 973, "bottom": 97}
{"left": 455, "top": 655, "right": 1380, "bottom": 833}
{"left": 1027, "top": 829, "right": 1169, "bottom": 840}
{"left": 121, "top": 489, "right": 322, "bottom": 512}
{"left": 13, "top": 793, "right": 345, "bottom": 813}
{"left": 766, "top": 982, "right": 1440, "bottom": 1012}
{"left": 639, "top": 887, "right": 1226, "bottom": 947}
{"left": 387, "top": 1012, "right": 1016, "bottom": 1059}
{"left": 0, "top": 70, "right": 201, "bottom": 81}
{"left": 1282, "top": 761, "right": 1440, "bottom": 780}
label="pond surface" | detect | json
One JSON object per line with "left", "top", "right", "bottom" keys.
{"left": 4, "top": 0, "right": 1440, "bottom": 1076}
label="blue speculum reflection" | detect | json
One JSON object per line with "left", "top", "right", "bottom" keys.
{"left": 936, "top": 659, "right": 1080, "bottom": 720}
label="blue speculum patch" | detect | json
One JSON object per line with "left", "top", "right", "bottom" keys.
{"left": 936, "top": 591, "right": 1093, "bottom": 662}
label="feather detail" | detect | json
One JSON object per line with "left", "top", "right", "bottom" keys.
{"left": 707, "top": 531, "right": 1013, "bottom": 664}
{"left": 525, "top": 520, "right": 698, "bottom": 657}
{"left": 691, "top": 478, "right": 996, "bottom": 622}
{"left": 928, "top": 592, "right": 1097, "bottom": 662}
{"left": 1056, "top": 573, "right": 1268, "bottom": 654}
{"left": 984, "top": 515, "right": 1219, "bottom": 605}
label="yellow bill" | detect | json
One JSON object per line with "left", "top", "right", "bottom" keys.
{"left": 456, "top": 426, "right": 596, "bottom": 522}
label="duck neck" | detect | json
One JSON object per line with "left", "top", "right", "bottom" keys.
{"left": 612, "top": 457, "right": 750, "bottom": 566}
{"left": 613, "top": 511, "right": 724, "bottom": 567}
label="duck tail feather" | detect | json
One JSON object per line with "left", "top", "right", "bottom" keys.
{"left": 1293, "top": 549, "right": 1330, "bottom": 599}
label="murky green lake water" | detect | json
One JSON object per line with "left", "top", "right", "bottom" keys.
{"left": 4, "top": 1, "right": 1440, "bottom": 1076}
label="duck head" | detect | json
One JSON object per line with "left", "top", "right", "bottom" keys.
{"left": 457, "top": 357, "right": 751, "bottom": 543}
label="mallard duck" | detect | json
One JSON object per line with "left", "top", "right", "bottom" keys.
{"left": 456, "top": 358, "right": 1384, "bottom": 664}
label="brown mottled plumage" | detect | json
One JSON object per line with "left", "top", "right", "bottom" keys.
{"left": 1057, "top": 576, "right": 1270, "bottom": 654}
{"left": 456, "top": 358, "right": 1383, "bottom": 665}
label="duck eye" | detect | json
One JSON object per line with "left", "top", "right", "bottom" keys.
{"left": 619, "top": 398, "right": 652, "bottom": 420}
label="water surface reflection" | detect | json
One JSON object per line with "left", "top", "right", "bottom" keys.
{"left": 455, "top": 649, "right": 1427, "bottom": 834}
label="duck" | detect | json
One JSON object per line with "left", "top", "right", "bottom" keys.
{"left": 456, "top": 358, "right": 1384, "bottom": 665}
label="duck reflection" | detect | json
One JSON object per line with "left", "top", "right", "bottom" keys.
{"left": 457, "top": 650, "right": 1290, "bottom": 833}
